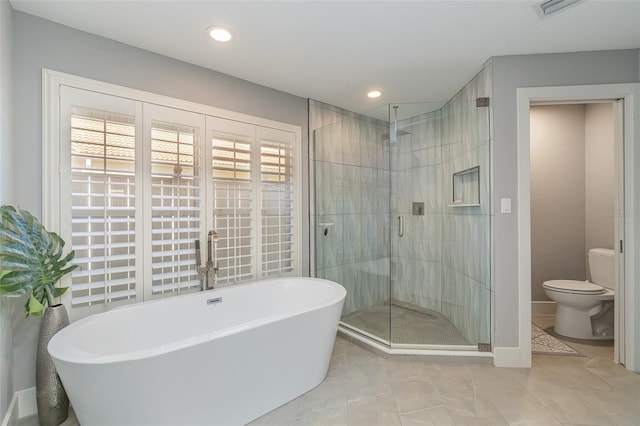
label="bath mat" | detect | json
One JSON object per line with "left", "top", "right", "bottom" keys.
{"left": 531, "top": 324, "right": 584, "bottom": 356}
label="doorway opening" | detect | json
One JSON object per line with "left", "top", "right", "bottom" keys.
{"left": 529, "top": 101, "right": 621, "bottom": 362}
{"left": 516, "top": 82, "right": 640, "bottom": 372}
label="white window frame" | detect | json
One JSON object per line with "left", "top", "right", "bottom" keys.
{"left": 43, "top": 69, "right": 302, "bottom": 320}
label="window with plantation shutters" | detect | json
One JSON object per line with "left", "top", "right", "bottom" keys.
{"left": 69, "top": 108, "right": 138, "bottom": 307}
{"left": 149, "top": 122, "right": 201, "bottom": 295}
{"left": 53, "top": 78, "right": 300, "bottom": 319}
{"left": 260, "top": 133, "right": 295, "bottom": 277}
{"left": 211, "top": 128, "right": 254, "bottom": 285}
{"left": 208, "top": 119, "right": 298, "bottom": 285}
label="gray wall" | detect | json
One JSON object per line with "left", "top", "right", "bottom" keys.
{"left": 585, "top": 103, "right": 615, "bottom": 266}
{"left": 11, "top": 10, "right": 309, "bottom": 395}
{"left": 491, "top": 49, "right": 639, "bottom": 347}
{"left": 530, "top": 105, "right": 587, "bottom": 301}
{"left": 0, "top": 0, "right": 14, "bottom": 419}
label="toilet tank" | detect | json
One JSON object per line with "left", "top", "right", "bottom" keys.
{"left": 588, "top": 248, "right": 615, "bottom": 290}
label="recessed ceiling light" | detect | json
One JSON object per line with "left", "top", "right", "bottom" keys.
{"left": 208, "top": 26, "right": 233, "bottom": 42}
{"left": 367, "top": 90, "right": 382, "bottom": 98}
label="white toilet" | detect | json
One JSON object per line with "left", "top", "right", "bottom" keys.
{"left": 542, "top": 248, "right": 615, "bottom": 340}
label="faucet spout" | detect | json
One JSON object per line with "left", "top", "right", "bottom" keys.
{"left": 198, "top": 231, "right": 219, "bottom": 291}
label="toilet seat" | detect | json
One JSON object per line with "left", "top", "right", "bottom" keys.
{"left": 542, "top": 280, "right": 605, "bottom": 295}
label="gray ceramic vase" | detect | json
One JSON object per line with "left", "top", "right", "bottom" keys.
{"left": 36, "top": 304, "right": 70, "bottom": 426}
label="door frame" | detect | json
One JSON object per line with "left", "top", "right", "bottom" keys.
{"left": 516, "top": 83, "right": 639, "bottom": 371}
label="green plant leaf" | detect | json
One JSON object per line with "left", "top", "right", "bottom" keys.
{"left": 0, "top": 271, "right": 32, "bottom": 296}
{"left": 1, "top": 205, "right": 77, "bottom": 316}
{"left": 45, "top": 282, "right": 68, "bottom": 299}
{"left": 26, "top": 293, "right": 45, "bottom": 317}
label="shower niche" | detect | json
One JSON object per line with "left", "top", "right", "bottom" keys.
{"left": 451, "top": 166, "right": 480, "bottom": 207}
{"left": 310, "top": 70, "right": 491, "bottom": 353}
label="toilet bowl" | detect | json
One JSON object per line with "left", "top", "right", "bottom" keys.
{"left": 542, "top": 248, "right": 615, "bottom": 340}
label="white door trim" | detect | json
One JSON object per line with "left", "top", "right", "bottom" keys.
{"left": 516, "top": 83, "right": 639, "bottom": 371}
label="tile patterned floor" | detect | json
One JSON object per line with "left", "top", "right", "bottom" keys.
{"left": 250, "top": 315, "right": 640, "bottom": 426}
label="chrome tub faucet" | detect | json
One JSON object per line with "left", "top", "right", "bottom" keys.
{"left": 196, "top": 230, "right": 219, "bottom": 291}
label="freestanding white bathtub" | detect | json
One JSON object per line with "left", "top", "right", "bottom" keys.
{"left": 48, "top": 277, "right": 346, "bottom": 426}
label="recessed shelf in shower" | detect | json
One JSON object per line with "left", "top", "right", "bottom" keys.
{"left": 450, "top": 166, "right": 480, "bottom": 207}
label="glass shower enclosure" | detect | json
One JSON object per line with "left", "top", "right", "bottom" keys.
{"left": 310, "top": 77, "right": 491, "bottom": 350}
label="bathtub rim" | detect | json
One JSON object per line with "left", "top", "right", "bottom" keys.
{"left": 48, "top": 277, "right": 346, "bottom": 365}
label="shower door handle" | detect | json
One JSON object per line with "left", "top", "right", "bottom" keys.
{"left": 397, "top": 216, "right": 404, "bottom": 237}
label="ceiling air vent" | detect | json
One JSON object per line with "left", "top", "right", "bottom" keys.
{"left": 539, "top": 0, "right": 583, "bottom": 16}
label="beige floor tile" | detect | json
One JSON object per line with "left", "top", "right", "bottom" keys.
{"left": 523, "top": 381, "right": 616, "bottom": 425}
{"left": 507, "top": 365, "right": 568, "bottom": 389}
{"left": 345, "top": 341, "right": 381, "bottom": 359}
{"left": 480, "top": 383, "right": 561, "bottom": 425}
{"left": 386, "top": 360, "right": 432, "bottom": 382}
{"left": 584, "top": 360, "right": 640, "bottom": 393}
{"left": 346, "top": 392, "right": 402, "bottom": 426}
{"left": 467, "top": 364, "right": 523, "bottom": 389}
{"left": 399, "top": 406, "right": 454, "bottom": 426}
{"left": 435, "top": 377, "right": 475, "bottom": 401}
{"left": 470, "top": 391, "right": 510, "bottom": 422}
{"left": 332, "top": 336, "right": 349, "bottom": 356}
{"left": 424, "top": 364, "right": 473, "bottom": 383}
{"left": 296, "top": 379, "right": 348, "bottom": 415}
{"left": 326, "top": 353, "right": 349, "bottom": 381}
{"left": 448, "top": 413, "right": 509, "bottom": 425}
{"left": 548, "top": 364, "right": 613, "bottom": 391}
{"left": 442, "top": 395, "right": 478, "bottom": 419}
{"left": 249, "top": 399, "right": 299, "bottom": 426}
{"left": 347, "top": 353, "right": 389, "bottom": 381}
{"left": 573, "top": 389, "right": 640, "bottom": 426}
{"left": 560, "top": 423, "right": 606, "bottom": 426}
{"left": 391, "top": 380, "right": 447, "bottom": 414}
{"left": 347, "top": 376, "right": 393, "bottom": 401}
{"left": 294, "top": 405, "right": 349, "bottom": 426}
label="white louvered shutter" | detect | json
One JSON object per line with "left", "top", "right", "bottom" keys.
{"left": 144, "top": 105, "right": 206, "bottom": 297}
{"left": 207, "top": 118, "right": 298, "bottom": 286}
{"left": 259, "top": 127, "right": 296, "bottom": 277}
{"left": 209, "top": 118, "right": 255, "bottom": 285}
{"left": 60, "top": 88, "right": 143, "bottom": 309}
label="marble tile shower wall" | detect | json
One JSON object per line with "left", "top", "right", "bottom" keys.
{"left": 311, "top": 103, "right": 391, "bottom": 315}
{"left": 391, "top": 69, "right": 491, "bottom": 345}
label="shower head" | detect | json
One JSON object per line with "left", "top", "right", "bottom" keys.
{"left": 383, "top": 129, "right": 411, "bottom": 138}
{"left": 383, "top": 105, "right": 412, "bottom": 142}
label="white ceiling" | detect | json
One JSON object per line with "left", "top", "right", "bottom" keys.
{"left": 10, "top": 0, "right": 640, "bottom": 117}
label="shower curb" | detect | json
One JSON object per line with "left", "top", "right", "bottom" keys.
{"left": 338, "top": 327, "right": 493, "bottom": 365}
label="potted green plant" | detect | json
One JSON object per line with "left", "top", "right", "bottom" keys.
{"left": 0, "top": 205, "right": 78, "bottom": 426}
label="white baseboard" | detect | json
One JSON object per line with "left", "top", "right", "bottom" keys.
{"left": 1, "top": 388, "right": 36, "bottom": 426}
{"left": 493, "top": 346, "right": 531, "bottom": 368}
{"left": 532, "top": 301, "right": 556, "bottom": 315}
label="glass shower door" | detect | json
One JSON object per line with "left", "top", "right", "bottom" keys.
{"left": 311, "top": 101, "right": 392, "bottom": 345}
{"left": 388, "top": 96, "right": 491, "bottom": 348}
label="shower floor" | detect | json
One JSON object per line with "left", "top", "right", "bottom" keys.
{"left": 341, "top": 300, "right": 471, "bottom": 346}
